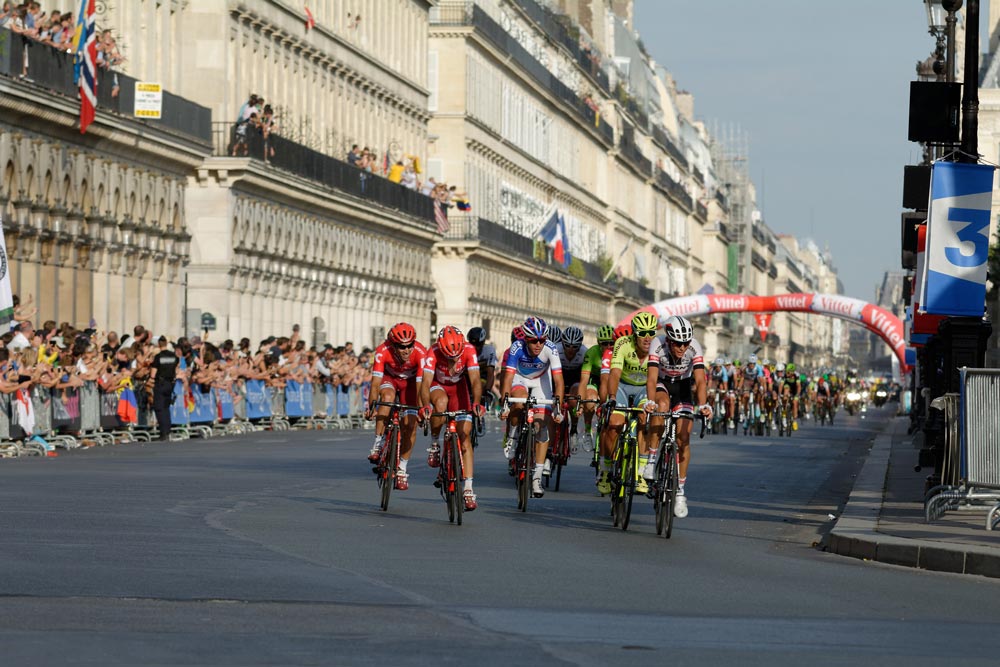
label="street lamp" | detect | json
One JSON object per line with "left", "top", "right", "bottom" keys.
{"left": 924, "top": 0, "right": 962, "bottom": 82}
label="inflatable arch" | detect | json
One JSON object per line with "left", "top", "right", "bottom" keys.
{"left": 619, "top": 293, "right": 907, "bottom": 369}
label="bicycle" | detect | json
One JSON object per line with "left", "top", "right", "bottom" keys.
{"left": 427, "top": 410, "right": 472, "bottom": 525}
{"left": 506, "top": 395, "right": 555, "bottom": 511}
{"left": 581, "top": 398, "right": 607, "bottom": 479}
{"left": 646, "top": 410, "right": 679, "bottom": 538}
{"left": 370, "top": 401, "right": 418, "bottom": 512}
{"left": 545, "top": 394, "right": 579, "bottom": 492}
{"left": 609, "top": 405, "right": 645, "bottom": 531}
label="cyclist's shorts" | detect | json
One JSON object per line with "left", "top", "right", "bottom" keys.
{"left": 512, "top": 373, "right": 554, "bottom": 411}
{"left": 562, "top": 367, "right": 582, "bottom": 389}
{"left": 429, "top": 381, "right": 473, "bottom": 422}
{"left": 615, "top": 383, "right": 647, "bottom": 415}
{"left": 783, "top": 382, "right": 798, "bottom": 397}
{"left": 656, "top": 378, "right": 694, "bottom": 419}
{"left": 379, "top": 375, "right": 419, "bottom": 416}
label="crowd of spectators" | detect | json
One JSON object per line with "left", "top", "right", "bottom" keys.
{"left": 232, "top": 93, "right": 279, "bottom": 157}
{"left": 0, "top": 3, "right": 125, "bottom": 82}
{"left": 0, "top": 293, "right": 374, "bottom": 453}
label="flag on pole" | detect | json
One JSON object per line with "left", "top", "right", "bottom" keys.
{"left": 434, "top": 201, "right": 450, "bottom": 234}
{"left": 305, "top": 5, "right": 316, "bottom": 30}
{"left": 78, "top": 0, "right": 97, "bottom": 134}
{"left": 71, "top": 0, "right": 88, "bottom": 83}
{"left": 538, "top": 208, "right": 571, "bottom": 268}
{"left": 0, "top": 216, "right": 14, "bottom": 329}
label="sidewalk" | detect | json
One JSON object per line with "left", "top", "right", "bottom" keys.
{"left": 827, "top": 415, "right": 1000, "bottom": 577}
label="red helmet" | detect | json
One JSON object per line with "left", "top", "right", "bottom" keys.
{"left": 438, "top": 325, "right": 466, "bottom": 358}
{"left": 613, "top": 324, "right": 632, "bottom": 340}
{"left": 387, "top": 322, "right": 416, "bottom": 346}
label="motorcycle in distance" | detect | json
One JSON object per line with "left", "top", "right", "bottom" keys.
{"left": 843, "top": 389, "right": 865, "bottom": 417}
{"left": 872, "top": 385, "right": 889, "bottom": 408}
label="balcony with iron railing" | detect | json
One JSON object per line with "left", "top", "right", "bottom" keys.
{"left": 654, "top": 170, "right": 693, "bottom": 212}
{"left": 652, "top": 125, "right": 688, "bottom": 171}
{"left": 211, "top": 123, "right": 436, "bottom": 226}
{"left": 0, "top": 31, "right": 211, "bottom": 145}
{"left": 433, "top": 2, "right": 615, "bottom": 146}
{"left": 695, "top": 200, "right": 709, "bottom": 222}
{"left": 440, "top": 214, "right": 637, "bottom": 295}
{"left": 620, "top": 126, "right": 652, "bottom": 176}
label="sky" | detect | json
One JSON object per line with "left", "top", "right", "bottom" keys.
{"left": 634, "top": 0, "right": 942, "bottom": 301}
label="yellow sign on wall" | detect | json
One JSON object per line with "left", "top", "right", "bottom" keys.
{"left": 134, "top": 82, "right": 162, "bottom": 119}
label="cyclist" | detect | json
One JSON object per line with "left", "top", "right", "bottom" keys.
{"left": 547, "top": 325, "right": 563, "bottom": 346}
{"left": 578, "top": 324, "right": 614, "bottom": 449}
{"left": 600, "top": 312, "right": 657, "bottom": 497}
{"left": 779, "top": 362, "right": 801, "bottom": 430}
{"left": 419, "top": 326, "right": 484, "bottom": 511}
{"left": 644, "top": 315, "right": 710, "bottom": 519}
{"left": 467, "top": 326, "right": 497, "bottom": 410}
{"left": 499, "top": 316, "right": 564, "bottom": 499}
{"left": 366, "top": 323, "right": 426, "bottom": 491}
{"left": 556, "top": 325, "right": 587, "bottom": 439}
{"left": 708, "top": 356, "right": 729, "bottom": 426}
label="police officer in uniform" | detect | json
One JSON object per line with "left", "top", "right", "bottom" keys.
{"left": 151, "top": 336, "right": 179, "bottom": 441}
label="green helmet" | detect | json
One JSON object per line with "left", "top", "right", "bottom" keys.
{"left": 630, "top": 311, "right": 658, "bottom": 335}
{"left": 596, "top": 325, "right": 614, "bottom": 343}
{"left": 786, "top": 362, "right": 796, "bottom": 373}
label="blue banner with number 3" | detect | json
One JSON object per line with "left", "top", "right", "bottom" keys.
{"left": 922, "top": 161, "right": 995, "bottom": 316}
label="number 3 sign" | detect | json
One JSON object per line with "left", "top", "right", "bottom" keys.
{"left": 921, "top": 161, "right": 996, "bottom": 317}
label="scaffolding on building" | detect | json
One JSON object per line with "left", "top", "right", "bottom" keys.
{"left": 709, "top": 121, "right": 753, "bottom": 356}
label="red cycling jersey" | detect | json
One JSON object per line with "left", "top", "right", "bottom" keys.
{"left": 372, "top": 341, "right": 427, "bottom": 381}
{"left": 422, "top": 343, "right": 479, "bottom": 385}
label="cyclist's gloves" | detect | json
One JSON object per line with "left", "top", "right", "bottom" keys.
{"left": 419, "top": 404, "right": 433, "bottom": 421}
{"left": 473, "top": 403, "right": 486, "bottom": 418}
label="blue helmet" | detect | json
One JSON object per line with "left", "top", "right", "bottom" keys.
{"left": 521, "top": 316, "right": 549, "bottom": 340}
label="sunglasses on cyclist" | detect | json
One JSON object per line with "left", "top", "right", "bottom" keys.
{"left": 669, "top": 340, "right": 691, "bottom": 348}
{"left": 395, "top": 343, "right": 414, "bottom": 350}
{"left": 634, "top": 329, "right": 657, "bottom": 338}
{"left": 524, "top": 337, "right": 546, "bottom": 345}
{"left": 599, "top": 341, "right": 614, "bottom": 347}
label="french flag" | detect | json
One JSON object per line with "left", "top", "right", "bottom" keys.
{"left": 538, "top": 209, "right": 571, "bottom": 268}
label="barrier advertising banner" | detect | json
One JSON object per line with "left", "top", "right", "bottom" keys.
{"left": 921, "top": 161, "right": 994, "bottom": 316}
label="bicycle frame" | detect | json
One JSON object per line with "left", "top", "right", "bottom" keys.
{"left": 610, "top": 405, "right": 645, "bottom": 531}
{"left": 371, "top": 401, "right": 418, "bottom": 512}
{"left": 429, "top": 410, "right": 471, "bottom": 525}
{"left": 506, "top": 395, "right": 554, "bottom": 511}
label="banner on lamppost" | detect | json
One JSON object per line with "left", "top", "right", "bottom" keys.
{"left": 920, "top": 161, "right": 995, "bottom": 316}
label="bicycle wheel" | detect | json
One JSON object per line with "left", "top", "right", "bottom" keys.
{"left": 517, "top": 427, "right": 531, "bottom": 512}
{"left": 654, "top": 445, "right": 669, "bottom": 536}
{"left": 451, "top": 435, "right": 464, "bottom": 526}
{"left": 380, "top": 424, "right": 399, "bottom": 512}
{"left": 445, "top": 435, "right": 456, "bottom": 523}
{"left": 662, "top": 445, "right": 678, "bottom": 539}
{"left": 553, "top": 420, "right": 568, "bottom": 492}
{"left": 610, "top": 434, "right": 626, "bottom": 527}
{"left": 621, "top": 435, "right": 636, "bottom": 531}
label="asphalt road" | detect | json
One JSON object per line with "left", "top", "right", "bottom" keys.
{"left": 1, "top": 405, "right": 998, "bottom": 666}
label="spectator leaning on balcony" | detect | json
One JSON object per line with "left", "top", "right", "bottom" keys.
{"left": 261, "top": 104, "right": 278, "bottom": 158}
{"left": 387, "top": 160, "right": 404, "bottom": 184}
{"left": 347, "top": 144, "right": 361, "bottom": 166}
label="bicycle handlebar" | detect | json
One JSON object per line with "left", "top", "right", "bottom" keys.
{"left": 506, "top": 397, "right": 555, "bottom": 405}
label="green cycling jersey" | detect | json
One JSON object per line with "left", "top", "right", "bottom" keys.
{"left": 610, "top": 336, "right": 649, "bottom": 386}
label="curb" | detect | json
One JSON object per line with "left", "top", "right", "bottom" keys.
{"left": 827, "top": 419, "right": 1000, "bottom": 578}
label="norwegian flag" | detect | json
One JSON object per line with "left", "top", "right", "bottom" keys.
{"left": 305, "top": 5, "right": 316, "bottom": 30}
{"left": 78, "top": 0, "right": 97, "bottom": 133}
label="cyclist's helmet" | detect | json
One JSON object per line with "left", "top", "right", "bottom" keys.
{"left": 548, "top": 325, "right": 562, "bottom": 345}
{"left": 747, "top": 353, "right": 758, "bottom": 365}
{"left": 714, "top": 356, "right": 725, "bottom": 367}
{"left": 597, "top": 325, "right": 615, "bottom": 343}
{"left": 387, "top": 322, "right": 416, "bottom": 346}
{"left": 438, "top": 326, "right": 462, "bottom": 338}
{"left": 786, "top": 362, "right": 796, "bottom": 373}
{"left": 613, "top": 324, "right": 632, "bottom": 340}
{"left": 467, "top": 327, "right": 487, "bottom": 346}
{"left": 511, "top": 326, "right": 524, "bottom": 343}
{"left": 775, "top": 363, "right": 785, "bottom": 372}
{"left": 562, "top": 326, "right": 584, "bottom": 347}
{"left": 631, "top": 311, "right": 659, "bottom": 336}
{"left": 734, "top": 359, "right": 742, "bottom": 367}
{"left": 521, "top": 316, "right": 548, "bottom": 341}
{"left": 663, "top": 315, "right": 694, "bottom": 343}
{"left": 437, "top": 326, "right": 466, "bottom": 358}
{"left": 762, "top": 358, "right": 771, "bottom": 368}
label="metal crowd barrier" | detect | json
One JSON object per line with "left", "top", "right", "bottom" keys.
{"left": 1, "top": 377, "right": 377, "bottom": 459}
{"left": 925, "top": 368, "right": 1000, "bottom": 527}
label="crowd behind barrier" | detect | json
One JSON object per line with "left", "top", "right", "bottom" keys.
{"left": 0, "top": 307, "right": 377, "bottom": 459}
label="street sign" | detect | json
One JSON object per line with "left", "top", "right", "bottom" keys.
{"left": 134, "top": 82, "right": 162, "bottom": 119}
{"left": 200, "top": 312, "right": 217, "bottom": 331}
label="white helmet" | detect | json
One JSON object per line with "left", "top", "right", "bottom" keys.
{"left": 663, "top": 315, "right": 693, "bottom": 343}
{"left": 562, "top": 326, "right": 584, "bottom": 347}
{"left": 747, "top": 353, "right": 758, "bottom": 365}
{"left": 776, "top": 363, "right": 786, "bottom": 372}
